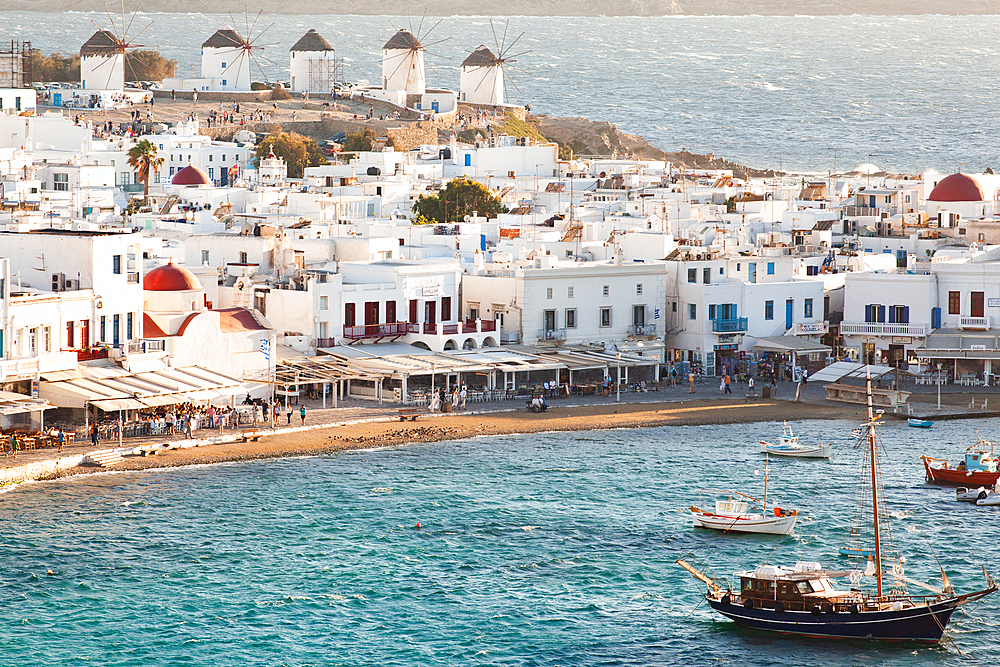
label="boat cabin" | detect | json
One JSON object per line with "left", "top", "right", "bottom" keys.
{"left": 734, "top": 563, "right": 861, "bottom": 613}
{"left": 716, "top": 498, "right": 749, "bottom": 516}
{"left": 960, "top": 449, "right": 997, "bottom": 473}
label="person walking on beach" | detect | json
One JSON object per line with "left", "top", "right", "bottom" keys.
{"left": 8, "top": 433, "right": 17, "bottom": 458}
{"left": 57, "top": 428, "right": 65, "bottom": 452}
{"left": 747, "top": 375, "right": 756, "bottom": 398}
{"left": 286, "top": 404, "right": 293, "bottom": 424}
{"left": 184, "top": 416, "right": 193, "bottom": 439}
{"left": 90, "top": 423, "right": 99, "bottom": 447}
{"left": 451, "top": 386, "right": 460, "bottom": 411}
{"left": 300, "top": 404, "right": 306, "bottom": 425}
{"left": 688, "top": 371, "right": 695, "bottom": 393}
{"left": 459, "top": 385, "right": 467, "bottom": 410}
{"left": 429, "top": 391, "right": 441, "bottom": 413}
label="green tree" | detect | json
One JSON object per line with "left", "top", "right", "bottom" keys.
{"left": 27, "top": 50, "right": 80, "bottom": 82}
{"left": 127, "top": 139, "right": 163, "bottom": 203}
{"left": 254, "top": 132, "right": 327, "bottom": 178}
{"left": 412, "top": 178, "right": 505, "bottom": 223}
{"left": 124, "top": 50, "right": 177, "bottom": 81}
{"left": 341, "top": 129, "right": 375, "bottom": 153}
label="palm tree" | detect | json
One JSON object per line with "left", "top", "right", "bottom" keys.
{"left": 127, "top": 139, "right": 164, "bottom": 204}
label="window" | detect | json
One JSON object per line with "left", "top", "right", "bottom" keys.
{"left": 708, "top": 304, "right": 717, "bottom": 320}
{"left": 719, "top": 267, "right": 723, "bottom": 275}
{"left": 53, "top": 173, "right": 68, "bottom": 191}
{"left": 441, "top": 297, "right": 452, "bottom": 321}
{"left": 688, "top": 269, "right": 696, "bottom": 283}
{"left": 568, "top": 287, "right": 574, "bottom": 298}
{"left": 890, "top": 305, "right": 909, "bottom": 324}
{"left": 566, "top": 308, "right": 576, "bottom": 328}
{"left": 948, "top": 291, "right": 960, "bottom": 315}
{"left": 546, "top": 287, "right": 553, "bottom": 300}
{"left": 385, "top": 301, "right": 396, "bottom": 323}
{"left": 100, "top": 316, "right": 106, "bottom": 342}
{"left": 543, "top": 310, "right": 557, "bottom": 333}
{"left": 703, "top": 268, "right": 711, "bottom": 284}
{"left": 319, "top": 296, "right": 328, "bottom": 310}
{"left": 344, "top": 303, "right": 356, "bottom": 327}
{"left": 112, "top": 255, "right": 121, "bottom": 274}
{"left": 208, "top": 168, "right": 214, "bottom": 180}
{"left": 765, "top": 300, "right": 773, "bottom": 320}
{"left": 113, "top": 314, "right": 120, "bottom": 345}
{"left": 672, "top": 302, "right": 677, "bottom": 312}
{"left": 804, "top": 299, "right": 813, "bottom": 318}
{"left": 239, "top": 251, "right": 248, "bottom": 264}
{"left": 43, "top": 326, "right": 51, "bottom": 353}
{"left": 636, "top": 284, "right": 643, "bottom": 295}
{"left": 603, "top": 285, "right": 609, "bottom": 296}
{"left": 767, "top": 262, "right": 775, "bottom": 275}
{"left": 865, "top": 304, "right": 886, "bottom": 323}
{"left": 737, "top": 263, "right": 741, "bottom": 271}
{"left": 600, "top": 307, "right": 612, "bottom": 327}
{"left": 209, "top": 154, "right": 213, "bottom": 162}
{"left": 127, "top": 312, "right": 133, "bottom": 340}
{"left": 201, "top": 250, "right": 210, "bottom": 265}
{"left": 689, "top": 303, "right": 697, "bottom": 320}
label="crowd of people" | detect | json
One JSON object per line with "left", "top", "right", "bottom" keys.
{"left": 428, "top": 386, "right": 468, "bottom": 413}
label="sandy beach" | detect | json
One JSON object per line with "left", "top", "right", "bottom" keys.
{"left": 28, "top": 397, "right": 860, "bottom": 481}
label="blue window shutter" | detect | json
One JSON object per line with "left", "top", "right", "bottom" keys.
{"left": 888, "top": 306, "right": 895, "bottom": 324}
{"left": 878, "top": 305, "right": 886, "bottom": 322}
{"left": 931, "top": 307, "right": 940, "bottom": 329}
{"left": 903, "top": 306, "right": 910, "bottom": 324}
{"left": 865, "top": 305, "right": 872, "bottom": 322}
{"left": 708, "top": 304, "right": 716, "bottom": 320}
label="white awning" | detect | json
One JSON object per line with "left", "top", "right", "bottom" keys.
{"left": 808, "top": 362, "right": 911, "bottom": 384}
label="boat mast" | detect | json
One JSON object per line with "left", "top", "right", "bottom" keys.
{"left": 866, "top": 360, "right": 883, "bottom": 598}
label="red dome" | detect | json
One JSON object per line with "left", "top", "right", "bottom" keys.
{"left": 928, "top": 173, "right": 985, "bottom": 202}
{"left": 143, "top": 261, "right": 203, "bottom": 291}
{"left": 171, "top": 165, "right": 211, "bottom": 186}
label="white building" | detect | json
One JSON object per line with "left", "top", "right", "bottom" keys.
{"left": 459, "top": 45, "right": 504, "bottom": 106}
{"left": 289, "top": 29, "right": 336, "bottom": 94}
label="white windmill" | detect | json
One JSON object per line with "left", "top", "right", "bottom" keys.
{"left": 459, "top": 21, "right": 528, "bottom": 106}
{"left": 201, "top": 9, "right": 275, "bottom": 92}
{"left": 80, "top": 1, "right": 155, "bottom": 91}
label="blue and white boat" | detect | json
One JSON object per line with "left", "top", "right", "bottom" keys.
{"left": 908, "top": 418, "right": 933, "bottom": 428}
{"left": 760, "top": 422, "right": 832, "bottom": 459}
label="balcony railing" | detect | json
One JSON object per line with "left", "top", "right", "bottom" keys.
{"left": 480, "top": 319, "right": 497, "bottom": 332}
{"left": 538, "top": 328, "right": 567, "bottom": 341}
{"left": 0, "top": 357, "right": 40, "bottom": 381}
{"left": 78, "top": 346, "right": 110, "bottom": 362}
{"left": 711, "top": 317, "right": 748, "bottom": 333}
{"left": 126, "top": 271, "right": 140, "bottom": 284}
{"left": 316, "top": 337, "right": 336, "bottom": 348}
{"left": 628, "top": 323, "right": 657, "bottom": 336}
{"left": 343, "top": 322, "right": 415, "bottom": 340}
{"left": 960, "top": 317, "right": 991, "bottom": 331}
{"left": 840, "top": 322, "right": 928, "bottom": 337}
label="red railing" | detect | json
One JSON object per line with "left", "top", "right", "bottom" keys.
{"left": 441, "top": 323, "right": 459, "bottom": 335}
{"left": 463, "top": 321, "right": 478, "bottom": 333}
{"left": 480, "top": 320, "right": 496, "bottom": 332}
{"left": 423, "top": 323, "right": 437, "bottom": 334}
{"left": 316, "top": 338, "right": 336, "bottom": 348}
{"left": 342, "top": 322, "right": 414, "bottom": 339}
{"left": 77, "top": 347, "right": 110, "bottom": 362}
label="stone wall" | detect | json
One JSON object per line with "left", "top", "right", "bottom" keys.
{"left": 153, "top": 89, "right": 273, "bottom": 103}
{"left": 458, "top": 102, "right": 527, "bottom": 121}
{"left": 199, "top": 116, "right": 440, "bottom": 152}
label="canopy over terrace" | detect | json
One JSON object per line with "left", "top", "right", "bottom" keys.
{"left": 39, "top": 361, "right": 245, "bottom": 419}
{"left": 808, "top": 361, "right": 913, "bottom": 384}
{"left": 504, "top": 344, "right": 661, "bottom": 387}
{"left": 243, "top": 354, "right": 391, "bottom": 407}
{"left": 0, "top": 390, "right": 55, "bottom": 431}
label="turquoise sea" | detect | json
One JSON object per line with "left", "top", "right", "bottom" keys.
{"left": 2, "top": 418, "right": 998, "bottom": 665}
{"left": 6, "top": 12, "right": 1000, "bottom": 172}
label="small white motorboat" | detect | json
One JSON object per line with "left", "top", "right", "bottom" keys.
{"left": 956, "top": 486, "right": 989, "bottom": 503}
{"left": 689, "top": 459, "right": 798, "bottom": 535}
{"left": 977, "top": 491, "right": 1000, "bottom": 506}
{"left": 760, "top": 422, "right": 833, "bottom": 459}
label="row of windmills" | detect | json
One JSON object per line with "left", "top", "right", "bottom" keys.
{"left": 77, "top": 14, "right": 525, "bottom": 111}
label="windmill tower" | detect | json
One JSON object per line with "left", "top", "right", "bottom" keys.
{"left": 201, "top": 29, "right": 253, "bottom": 91}
{"left": 289, "top": 29, "right": 338, "bottom": 94}
{"left": 460, "top": 46, "right": 504, "bottom": 105}
{"left": 80, "top": 30, "right": 123, "bottom": 91}
{"left": 459, "top": 22, "right": 527, "bottom": 107}
{"left": 79, "top": 3, "right": 155, "bottom": 92}
{"left": 382, "top": 29, "right": 425, "bottom": 95}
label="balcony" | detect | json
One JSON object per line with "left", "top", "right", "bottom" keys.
{"left": 840, "top": 322, "right": 928, "bottom": 337}
{"left": 960, "top": 317, "right": 991, "bottom": 331}
{"left": 343, "top": 322, "right": 415, "bottom": 340}
{"left": 712, "top": 318, "right": 748, "bottom": 333}
{"left": 628, "top": 323, "right": 657, "bottom": 336}
{"left": 78, "top": 346, "right": 110, "bottom": 362}
{"left": 538, "top": 328, "right": 567, "bottom": 342}
{"left": 463, "top": 319, "right": 497, "bottom": 333}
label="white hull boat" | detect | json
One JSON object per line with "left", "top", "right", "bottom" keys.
{"left": 977, "top": 492, "right": 1000, "bottom": 506}
{"left": 956, "top": 486, "right": 989, "bottom": 503}
{"left": 691, "top": 504, "right": 797, "bottom": 534}
{"left": 760, "top": 422, "right": 832, "bottom": 459}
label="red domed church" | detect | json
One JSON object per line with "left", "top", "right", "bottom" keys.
{"left": 143, "top": 261, "right": 273, "bottom": 377}
{"left": 926, "top": 171, "right": 1000, "bottom": 219}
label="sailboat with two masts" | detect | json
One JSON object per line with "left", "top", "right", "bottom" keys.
{"left": 677, "top": 368, "right": 997, "bottom": 642}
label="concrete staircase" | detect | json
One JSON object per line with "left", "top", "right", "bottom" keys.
{"left": 84, "top": 449, "right": 124, "bottom": 467}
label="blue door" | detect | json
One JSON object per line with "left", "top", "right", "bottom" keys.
{"left": 431, "top": 101, "right": 439, "bottom": 113}
{"left": 464, "top": 153, "right": 471, "bottom": 167}
{"left": 748, "top": 263, "right": 756, "bottom": 283}
{"left": 785, "top": 299, "right": 793, "bottom": 329}
{"left": 53, "top": 93, "right": 62, "bottom": 106}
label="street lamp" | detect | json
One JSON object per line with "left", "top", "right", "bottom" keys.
{"left": 936, "top": 362, "right": 942, "bottom": 411}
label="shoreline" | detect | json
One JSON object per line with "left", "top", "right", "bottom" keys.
{"left": 30, "top": 397, "right": 859, "bottom": 484}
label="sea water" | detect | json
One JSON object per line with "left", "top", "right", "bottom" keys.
{"left": 1, "top": 419, "right": 997, "bottom": 665}
{"left": 6, "top": 12, "right": 1000, "bottom": 173}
